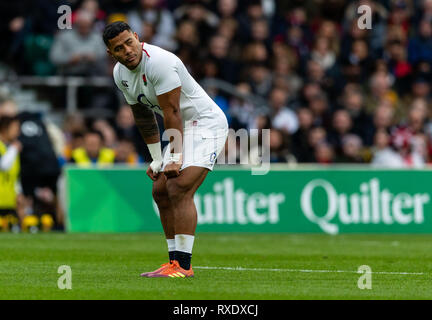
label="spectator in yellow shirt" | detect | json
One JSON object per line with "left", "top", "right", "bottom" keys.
{"left": 0, "top": 116, "right": 21, "bottom": 231}
{"left": 70, "top": 130, "right": 115, "bottom": 166}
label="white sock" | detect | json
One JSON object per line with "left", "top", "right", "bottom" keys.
{"left": 175, "top": 234, "right": 195, "bottom": 254}
{"left": 166, "top": 238, "right": 175, "bottom": 252}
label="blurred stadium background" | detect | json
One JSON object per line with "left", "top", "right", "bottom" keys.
{"left": 1, "top": 0, "right": 432, "bottom": 233}
{"left": 4, "top": 0, "right": 432, "bottom": 300}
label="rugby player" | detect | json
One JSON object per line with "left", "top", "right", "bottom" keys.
{"left": 103, "top": 22, "right": 228, "bottom": 278}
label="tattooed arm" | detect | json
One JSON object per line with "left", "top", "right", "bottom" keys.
{"left": 130, "top": 104, "right": 160, "bottom": 144}
{"left": 130, "top": 104, "right": 162, "bottom": 179}
{"left": 155, "top": 87, "right": 183, "bottom": 178}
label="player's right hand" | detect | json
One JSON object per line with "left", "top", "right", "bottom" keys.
{"left": 147, "top": 160, "right": 162, "bottom": 181}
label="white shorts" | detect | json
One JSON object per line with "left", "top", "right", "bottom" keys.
{"left": 161, "top": 110, "right": 228, "bottom": 172}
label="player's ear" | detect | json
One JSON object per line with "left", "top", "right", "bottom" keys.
{"left": 133, "top": 32, "right": 139, "bottom": 41}
{"left": 106, "top": 48, "right": 113, "bottom": 58}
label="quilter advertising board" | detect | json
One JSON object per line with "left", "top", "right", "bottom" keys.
{"left": 66, "top": 166, "right": 432, "bottom": 234}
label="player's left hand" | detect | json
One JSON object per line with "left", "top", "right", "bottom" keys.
{"left": 164, "top": 163, "right": 182, "bottom": 178}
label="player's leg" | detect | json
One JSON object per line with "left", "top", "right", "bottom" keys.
{"left": 153, "top": 114, "right": 228, "bottom": 277}
{"left": 141, "top": 173, "right": 177, "bottom": 277}
{"left": 165, "top": 166, "right": 209, "bottom": 271}
{"left": 152, "top": 173, "right": 176, "bottom": 261}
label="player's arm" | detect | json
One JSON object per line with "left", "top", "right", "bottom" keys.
{"left": 130, "top": 103, "right": 160, "bottom": 143}
{"left": 156, "top": 86, "right": 183, "bottom": 178}
{"left": 130, "top": 103, "right": 162, "bottom": 180}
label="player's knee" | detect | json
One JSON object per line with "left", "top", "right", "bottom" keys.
{"left": 166, "top": 178, "right": 191, "bottom": 203}
{"left": 152, "top": 185, "right": 169, "bottom": 206}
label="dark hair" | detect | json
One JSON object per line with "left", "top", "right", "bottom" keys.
{"left": 0, "top": 116, "right": 19, "bottom": 133}
{"left": 102, "top": 21, "right": 132, "bottom": 46}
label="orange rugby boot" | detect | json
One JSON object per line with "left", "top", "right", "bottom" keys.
{"left": 140, "top": 262, "right": 172, "bottom": 277}
{"left": 147, "top": 260, "right": 194, "bottom": 278}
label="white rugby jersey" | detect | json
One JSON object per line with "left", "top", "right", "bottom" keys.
{"left": 113, "top": 43, "right": 223, "bottom": 125}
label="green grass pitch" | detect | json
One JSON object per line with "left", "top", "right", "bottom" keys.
{"left": 1, "top": 232, "right": 431, "bottom": 299}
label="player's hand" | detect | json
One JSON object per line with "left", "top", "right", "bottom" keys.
{"left": 147, "top": 160, "right": 162, "bottom": 181}
{"left": 164, "top": 153, "right": 182, "bottom": 179}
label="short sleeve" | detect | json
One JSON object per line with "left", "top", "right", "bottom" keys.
{"left": 148, "top": 53, "right": 181, "bottom": 96}
{"left": 113, "top": 64, "right": 137, "bottom": 105}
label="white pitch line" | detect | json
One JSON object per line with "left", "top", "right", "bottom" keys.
{"left": 194, "top": 266, "right": 424, "bottom": 275}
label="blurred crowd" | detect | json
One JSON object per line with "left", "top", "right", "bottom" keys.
{"left": 3, "top": 0, "right": 432, "bottom": 230}
{"left": 2, "top": 0, "right": 432, "bottom": 166}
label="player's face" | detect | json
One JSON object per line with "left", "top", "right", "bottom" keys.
{"left": 107, "top": 30, "right": 142, "bottom": 70}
